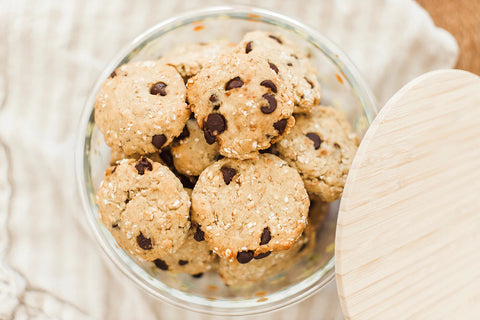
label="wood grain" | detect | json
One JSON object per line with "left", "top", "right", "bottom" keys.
{"left": 335, "top": 70, "right": 480, "bottom": 319}
{"left": 416, "top": 0, "right": 480, "bottom": 74}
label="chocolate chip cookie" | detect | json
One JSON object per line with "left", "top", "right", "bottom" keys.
{"left": 217, "top": 224, "right": 316, "bottom": 286}
{"left": 187, "top": 50, "right": 295, "bottom": 159}
{"left": 240, "top": 31, "right": 321, "bottom": 113}
{"left": 95, "top": 61, "right": 190, "bottom": 155}
{"left": 191, "top": 154, "right": 309, "bottom": 261}
{"left": 159, "top": 41, "right": 235, "bottom": 81}
{"left": 152, "top": 230, "right": 218, "bottom": 275}
{"left": 97, "top": 157, "right": 191, "bottom": 261}
{"left": 170, "top": 118, "right": 220, "bottom": 176}
{"left": 272, "top": 105, "right": 359, "bottom": 202}
{"left": 109, "top": 146, "right": 164, "bottom": 166}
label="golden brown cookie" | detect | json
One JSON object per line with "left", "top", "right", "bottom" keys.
{"left": 159, "top": 41, "right": 236, "bottom": 81}
{"left": 187, "top": 49, "right": 295, "bottom": 159}
{"left": 152, "top": 228, "right": 217, "bottom": 275}
{"left": 170, "top": 118, "right": 220, "bottom": 176}
{"left": 97, "top": 157, "right": 191, "bottom": 261}
{"left": 217, "top": 225, "right": 316, "bottom": 286}
{"left": 191, "top": 154, "right": 309, "bottom": 261}
{"left": 95, "top": 61, "right": 189, "bottom": 155}
{"left": 272, "top": 105, "right": 359, "bottom": 202}
{"left": 239, "top": 31, "right": 321, "bottom": 113}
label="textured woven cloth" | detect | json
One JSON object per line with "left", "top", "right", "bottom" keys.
{"left": 0, "top": 0, "right": 457, "bottom": 319}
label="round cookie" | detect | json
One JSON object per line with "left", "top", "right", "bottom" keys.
{"left": 152, "top": 227, "right": 218, "bottom": 275}
{"left": 159, "top": 41, "right": 236, "bottom": 81}
{"left": 217, "top": 224, "right": 316, "bottom": 286}
{"left": 187, "top": 50, "right": 295, "bottom": 159}
{"left": 272, "top": 105, "right": 359, "bottom": 202}
{"left": 109, "top": 146, "right": 165, "bottom": 166}
{"left": 191, "top": 153, "right": 309, "bottom": 261}
{"left": 95, "top": 61, "right": 190, "bottom": 155}
{"left": 97, "top": 157, "right": 191, "bottom": 261}
{"left": 239, "top": 31, "right": 321, "bottom": 113}
{"left": 170, "top": 118, "right": 220, "bottom": 176}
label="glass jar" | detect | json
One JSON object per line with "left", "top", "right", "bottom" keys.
{"left": 75, "top": 5, "right": 376, "bottom": 316}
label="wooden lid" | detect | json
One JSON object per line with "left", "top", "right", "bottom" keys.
{"left": 335, "top": 70, "right": 480, "bottom": 319}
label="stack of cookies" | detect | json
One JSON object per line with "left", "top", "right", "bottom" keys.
{"left": 95, "top": 31, "right": 359, "bottom": 286}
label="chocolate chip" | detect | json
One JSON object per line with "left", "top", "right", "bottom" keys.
{"left": 254, "top": 251, "right": 271, "bottom": 260}
{"left": 112, "top": 223, "right": 119, "bottom": 228}
{"left": 194, "top": 225, "right": 205, "bottom": 242}
{"left": 225, "top": 77, "right": 244, "bottom": 90}
{"left": 210, "top": 95, "right": 221, "bottom": 110}
{"left": 203, "top": 129, "right": 216, "bottom": 144}
{"left": 220, "top": 167, "right": 236, "bottom": 185}
{"left": 152, "top": 134, "right": 167, "bottom": 149}
{"left": 260, "top": 94, "right": 277, "bottom": 114}
{"left": 304, "top": 77, "right": 314, "bottom": 88}
{"left": 178, "top": 260, "right": 189, "bottom": 266}
{"left": 137, "top": 232, "right": 152, "bottom": 250}
{"left": 273, "top": 119, "right": 288, "bottom": 135}
{"left": 125, "top": 198, "right": 130, "bottom": 204}
{"left": 268, "top": 35, "right": 283, "bottom": 44}
{"left": 298, "top": 242, "right": 308, "bottom": 253}
{"left": 192, "top": 273, "right": 203, "bottom": 278}
{"left": 109, "top": 71, "right": 116, "bottom": 78}
{"left": 189, "top": 112, "right": 195, "bottom": 120}
{"left": 135, "top": 157, "right": 153, "bottom": 175}
{"left": 287, "top": 62, "right": 293, "bottom": 67}
{"left": 260, "top": 227, "right": 271, "bottom": 245}
{"left": 154, "top": 259, "right": 168, "bottom": 270}
{"left": 159, "top": 149, "right": 174, "bottom": 167}
{"left": 237, "top": 250, "right": 254, "bottom": 264}
{"left": 205, "top": 113, "right": 226, "bottom": 135}
{"left": 245, "top": 41, "right": 253, "bottom": 53}
{"left": 177, "top": 125, "right": 190, "bottom": 140}
{"left": 306, "top": 132, "right": 321, "bottom": 149}
{"left": 150, "top": 82, "right": 167, "bottom": 96}
{"left": 208, "top": 94, "right": 220, "bottom": 111}
{"left": 268, "top": 62, "right": 279, "bottom": 74}
{"left": 260, "top": 80, "right": 277, "bottom": 93}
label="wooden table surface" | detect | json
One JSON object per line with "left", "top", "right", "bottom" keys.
{"left": 417, "top": 0, "right": 480, "bottom": 74}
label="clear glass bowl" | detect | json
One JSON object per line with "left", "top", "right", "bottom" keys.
{"left": 75, "top": 6, "right": 376, "bottom": 316}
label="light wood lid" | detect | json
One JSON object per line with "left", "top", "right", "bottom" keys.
{"left": 335, "top": 70, "right": 480, "bottom": 319}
